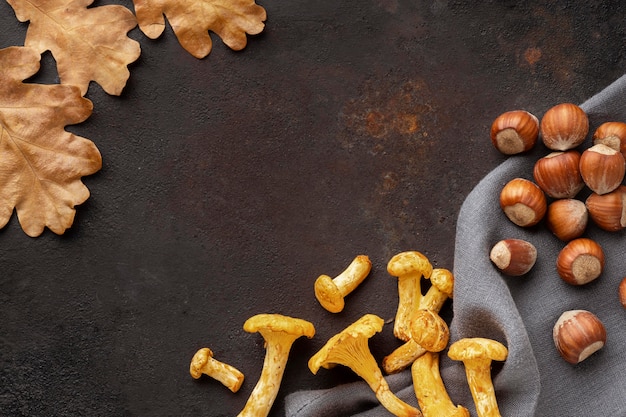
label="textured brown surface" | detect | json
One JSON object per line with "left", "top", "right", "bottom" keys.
{"left": 1, "top": 1, "right": 626, "bottom": 416}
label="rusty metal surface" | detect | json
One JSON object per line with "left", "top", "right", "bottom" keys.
{"left": 1, "top": 1, "right": 626, "bottom": 416}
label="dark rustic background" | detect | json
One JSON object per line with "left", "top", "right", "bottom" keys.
{"left": 1, "top": 1, "right": 625, "bottom": 416}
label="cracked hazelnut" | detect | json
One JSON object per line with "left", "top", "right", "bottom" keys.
{"left": 545, "top": 199, "right": 588, "bottom": 242}
{"left": 490, "top": 110, "right": 539, "bottom": 155}
{"left": 579, "top": 143, "right": 626, "bottom": 195}
{"left": 540, "top": 103, "right": 589, "bottom": 151}
{"left": 553, "top": 310, "right": 606, "bottom": 364}
{"left": 556, "top": 238, "right": 605, "bottom": 285}
{"left": 499, "top": 178, "right": 547, "bottom": 227}
{"left": 585, "top": 185, "right": 626, "bottom": 232}
{"left": 533, "top": 150, "right": 584, "bottom": 199}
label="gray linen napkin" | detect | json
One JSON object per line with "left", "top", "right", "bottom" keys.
{"left": 285, "top": 74, "right": 626, "bottom": 416}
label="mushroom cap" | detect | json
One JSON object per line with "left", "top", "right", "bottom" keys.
{"left": 411, "top": 310, "right": 450, "bottom": 352}
{"left": 448, "top": 337, "right": 508, "bottom": 362}
{"left": 189, "top": 347, "right": 212, "bottom": 379}
{"left": 429, "top": 268, "right": 454, "bottom": 297}
{"left": 243, "top": 313, "right": 316, "bottom": 339}
{"left": 387, "top": 251, "right": 433, "bottom": 278}
{"left": 309, "top": 314, "right": 384, "bottom": 373}
{"left": 314, "top": 274, "right": 344, "bottom": 313}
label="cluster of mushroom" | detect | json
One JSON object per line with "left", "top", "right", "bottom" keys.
{"left": 312, "top": 252, "right": 508, "bottom": 417}
{"left": 189, "top": 252, "right": 509, "bottom": 417}
{"left": 489, "top": 103, "right": 624, "bottom": 364}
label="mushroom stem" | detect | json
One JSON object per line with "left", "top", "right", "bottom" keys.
{"left": 411, "top": 352, "right": 469, "bottom": 417}
{"left": 189, "top": 347, "right": 244, "bottom": 393}
{"left": 419, "top": 268, "right": 454, "bottom": 312}
{"left": 383, "top": 339, "right": 426, "bottom": 374}
{"left": 238, "top": 314, "right": 315, "bottom": 417}
{"left": 314, "top": 255, "right": 372, "bottom": 313}
{"left": 462, "top": 360, "right": 501, "bottom": 417}
{"left": 309, "top": 314, "right": 421, "bottom": 417}
{"left": 332, "top": 254, "right": 372, "bottom": 294}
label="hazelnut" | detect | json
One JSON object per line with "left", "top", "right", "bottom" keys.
{"left": 556, "top": 238, "right": 605, "bottom": 285}
{"left": 490, "top": 110, "right": 539, "bottom": 155}
{"left": 540, "top": 103, "right": 589, "bottom": 151}
{"left": 545, "top": 199, "right": 588, "bottom": 242}
{"left": 592, "top": 121, "right": 626, "bottom": 159}
{"left": 499, "top": 178, "right": 547, "bottom": 227}
{"left": 489, "top": 238, "right": 537, "bottom": 276}
{"left": 585, "top": 185, "right": 626, "bottom": 232}
{"left": 619, "top": 277, "right": 626, "bottom": 308}
{"left": 533, "top": 150, "right": 584, "bottom": 199}
{"left": 579, "top": 143, "right": 626, "bottom": 195}
{"left": 553, "top": 309, "right": 606, "bottom": 364}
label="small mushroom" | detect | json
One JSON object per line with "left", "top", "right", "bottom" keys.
{"left": 419, "top": 268, "right": 454, "bottom": 312}
{"left": 447, "top": 338, "right": 508, "bottom": 417}
{"left": 411, "top": 351, "right": 470, "bottom": 417}
{"left": 314, "top": 254, "right": 372, "bottom": 313}
{"left": 237, "top": 314, "right": 315, "bottom": 417}
{"left": 388, "top": 251, "right": 433, "bottom": 341}
{"left": 309, "top": 314, "right": 422, "bottom": 417}
{"left": 189, "top": 347, "right": 245, "bottom": 393}
{"left": 383, "top": 309, "right": 449, "bottom": 374}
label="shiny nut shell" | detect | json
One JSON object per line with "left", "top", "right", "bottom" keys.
{"left": 533, "top": 151, "right": 584, "bottom": 199}
{"left": 556, "top": 238, "right": 605, "bottom": 285}
{"left": 490, "top": 110, "right": 539, "bottom": 155}
{"left": 540, "top": 103, "right": 589, "bottom": 151}
{"left": 546, "top": 199, "right": 588, "bottom": 241}
{"left": 499, "top": 178, "right": 547, "bottom": 227}
{"left": 585, "top": 185, "right": 626, "bottom": 232}
{"left": 593, "top": 121, "right": 626, "bottom": 159}
{"left": 553, "top": 310, "right": 606, "bottom": 364}
{"left": 489, "top": 239, "right": 537, "bottom": 276}
{"left": 579, "top": 144, "right": 626, "bottom": 195}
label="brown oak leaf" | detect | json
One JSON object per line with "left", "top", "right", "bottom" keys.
{"left": 0, "top": 46, "right": 102, "bottom": 237}
{"left": 134, "top": 0, "right": 267, "bottom": 59}
{"left": 7, "top": 0, "right": 141, "bottom": 96}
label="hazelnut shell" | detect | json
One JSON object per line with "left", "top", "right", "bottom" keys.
{"left": 490, "top": 110, "right": 539, "bottom": 155}
{"left": 533, "top": 151, "right": 584, "bottom": 199}
{"left": 499, "top": 178, "right": 547, "bottom": 227}
{"left": 556, "top": 238, "right": 605, "bottom": 285}
{"left": 553, "top": 310, "right": 606, "bottom": 364}
{"left": 579, "top": 143, "right": 626, "bottom": 195}
{"left": 585, "top": 186, "right": 626, "bottom": 232}
{"left": 540, "top": 103, "right": 589, "bottom": 151}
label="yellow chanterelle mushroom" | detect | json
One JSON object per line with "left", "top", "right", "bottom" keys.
{"left": 309, "top": 314, "right": 422, "bottom": 417}
{"left": 448, "top": 337, "right": 508, "bottom": 417}
{"left": 237, "top": 314, "right": 315, "bottom": 417}
{"left": 189, "top": 347, "right": 244, "bottom": 393}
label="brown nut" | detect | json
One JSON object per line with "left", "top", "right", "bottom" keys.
{"left": 499, "top": 178, "right": 547, "bottom": 227}
{"left": 556, "top": 238, "right": 605, "bottom": 285}
{"left": 619, "top": 277, "right": 626, "bottom": 309}
{"left": 592, "top": 121, "right": 626, "bottom": 159}
{"left": 553, "top": 310, "right": 606, "bottom": 364}
{"left": 546, "top": 199, "right": 588, "bottom": 242}
{"left": 585, "top": 185, "right": 626, "bottom": 232}
{"left": 533, "top": 150, "right": 584, "bottom": 199}
{"left": 489, "top": 238, "right": 537, "bottom": 276}
{"left": 579, "top": 144, "right": 626, "bottom": 195}
{"left": 540, "top": 103, "right": 589, "bottom": 151}
{"left": 490, "top": 110, "right": 539, "bottom": 155}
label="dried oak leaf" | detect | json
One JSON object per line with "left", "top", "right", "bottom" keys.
{"left": 7, "top": 0, "right": 141, "bottom": 96}
{"left": 0, "top": 46, "right": 102, "bottom": 237}
{"left": 134, "top": 0, "right": 267, "bottom": 59}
